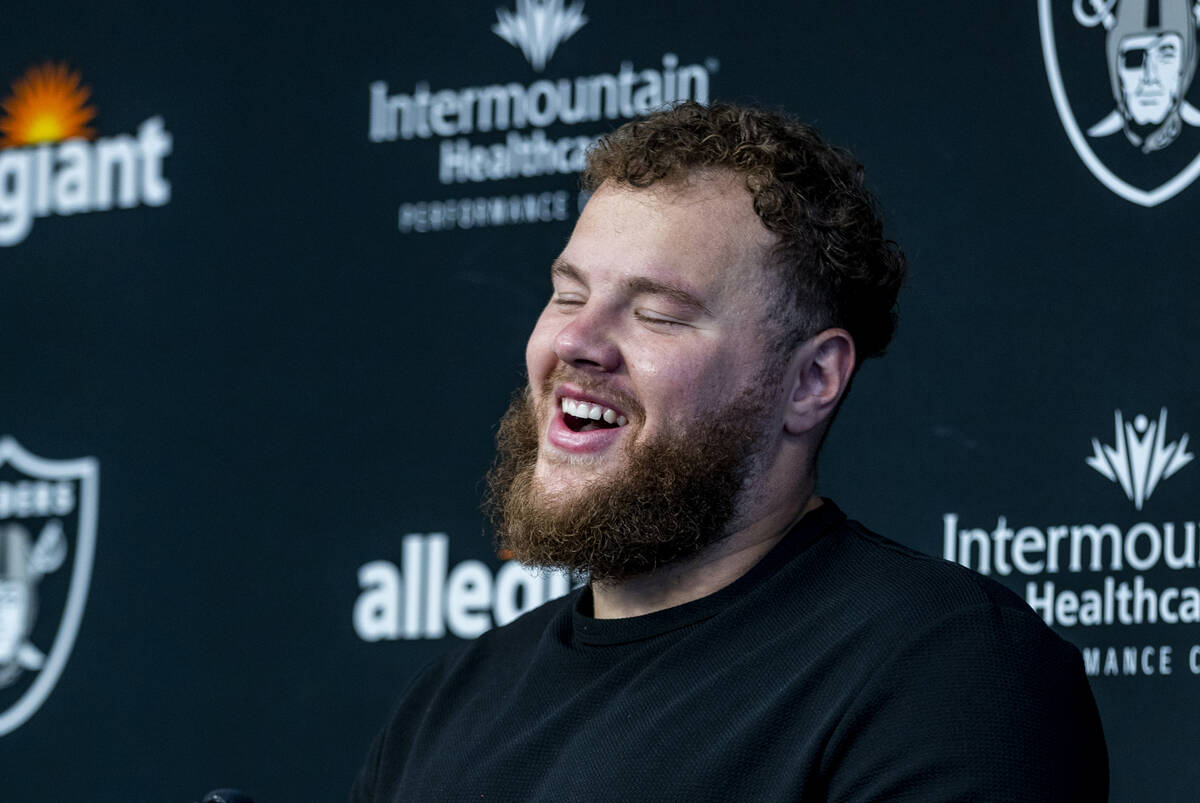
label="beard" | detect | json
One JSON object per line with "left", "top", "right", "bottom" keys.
{"left": 484, "top": 374, "right": 776, "bottom": 584}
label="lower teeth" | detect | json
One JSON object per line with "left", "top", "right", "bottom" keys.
{"left": 567, "top": 413, "right": 615, "bottom": 432}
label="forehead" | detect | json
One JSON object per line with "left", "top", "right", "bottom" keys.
{"left": 561, "top": 173, "right": 778, "bottom": 302}
{"left": 1120, "top": 32, "right": 1184, "bottom": 50}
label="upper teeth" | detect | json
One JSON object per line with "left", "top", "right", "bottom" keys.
{"left": 562, "top": 397, "right": 627, "bottom": 426}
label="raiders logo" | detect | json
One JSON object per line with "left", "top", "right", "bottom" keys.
{"left": 0, "top": 437, "right": 98, "bottom": 737}
{"left": 1040, "top": 0, "right": 1200, "bottom": 205}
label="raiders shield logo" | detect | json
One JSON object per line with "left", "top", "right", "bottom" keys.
{"left": 1040, "top": 0, "right": 1200, "bottom": 205}
{"left": 0, "top": 437, "right": 98, "bottom": 736}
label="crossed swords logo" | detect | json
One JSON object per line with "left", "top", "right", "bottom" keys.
{"left": 0, "top": 520, "right": 67, "bottom": 688}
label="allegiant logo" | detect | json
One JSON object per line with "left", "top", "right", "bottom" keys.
{"left": 0, "top": 63, "right": 172, "bottom": 247}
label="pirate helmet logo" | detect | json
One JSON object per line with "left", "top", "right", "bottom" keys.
{"left": 0, "top": 437, "right": 98, "bottom": 737}
{"left": 1040, "top": 0, "right": 1200, "bottom": 204}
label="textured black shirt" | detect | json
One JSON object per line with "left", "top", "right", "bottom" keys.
{"left": 351, "top": 501, "right": 1108, "bottom": 801}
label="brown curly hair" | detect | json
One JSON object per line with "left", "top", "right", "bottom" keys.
{"left": 582, "top": 101, "right": 906, "bottom": 361}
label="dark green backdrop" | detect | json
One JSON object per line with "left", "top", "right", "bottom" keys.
{"left": 3, "top": 1, "right": 1197, "bottom": 800}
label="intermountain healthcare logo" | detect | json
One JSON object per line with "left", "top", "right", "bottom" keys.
{"left": 0, "top": 62, "right": 172, "bottom": 246}
{"left": 0, "top": 438, "right": 98, "bottom": 736}
{"left": 368, "top": 3, "right": 715, "bottom": 233}
{"left": 1087, "top": 408, "right": 1193, "bottom": 510}
{"left": 493, "top": 0, "right": 587, "bottom": 72}
{"left": 1040, "top": 0, "right": 1200, "bottom": 205}
{"left": 943, "top": 406, "right": 1200, "bottom": 679}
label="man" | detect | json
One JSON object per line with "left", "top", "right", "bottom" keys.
{"left": 352, "top": 102, "right": 1108, "bottom": 801}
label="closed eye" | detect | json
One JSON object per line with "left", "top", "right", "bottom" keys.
{"left": 635, "top": 311, "right": 690, "bottom": 328}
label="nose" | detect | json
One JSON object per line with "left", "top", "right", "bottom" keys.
{"left": 553, "top": 308, "right": 621, "bottom": 373}
{"left": 1143, "top": 51, "right": 1160, "bottom": 84}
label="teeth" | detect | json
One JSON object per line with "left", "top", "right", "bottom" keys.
{"left": 559, "top": 396, "right": 627, "bottom": 426}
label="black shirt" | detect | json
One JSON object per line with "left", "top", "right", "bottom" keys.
{"left": 351, "top": 501, "right": 1108, "bottom": 801}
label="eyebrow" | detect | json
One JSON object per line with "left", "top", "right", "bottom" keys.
{"left": 551, "top": 259, "right": 713, "bottom": 316}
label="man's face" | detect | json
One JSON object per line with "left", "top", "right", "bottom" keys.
{"left": 488, "top": 174, "right": 790, "bottom": 581}
{"left": 1118, "top": 32, "right": 1186, "bottom": 125}
{"left": 525, "top": 174, "right": 783, "bottom": 509}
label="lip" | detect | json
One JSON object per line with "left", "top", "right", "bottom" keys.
{"left": 545, "top": 383, "right": 630, "bottom": 454}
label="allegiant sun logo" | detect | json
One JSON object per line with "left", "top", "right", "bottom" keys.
{"left": 0, "top": 63, "right": 96, "bottom": 146}
{"left": 0, "top": 62, "right": 172, "bottom": 247}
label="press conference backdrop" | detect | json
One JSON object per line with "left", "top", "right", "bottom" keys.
{"left": 2, "top": 1, "right": 1197, "bottom": 799}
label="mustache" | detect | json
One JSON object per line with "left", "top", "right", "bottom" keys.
{"left": 542, "top": 365, "right": 646, "bottom": 422}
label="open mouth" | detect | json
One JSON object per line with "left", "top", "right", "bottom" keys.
{"left": 560, "top": 396, "right": 628, "bottom": 433}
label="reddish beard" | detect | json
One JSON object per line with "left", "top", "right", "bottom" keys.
{"left": 484, "top": 379, "right": 774, "bottom": 584}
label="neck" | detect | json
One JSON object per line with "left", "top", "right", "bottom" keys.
{"left": 590, "top": 493, "right": 822, "bottom": 620}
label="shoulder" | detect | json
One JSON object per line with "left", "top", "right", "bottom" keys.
{"left": 803, "top": 515, "right": 1108, "bottom": 800}
{"left": 772, "top": 510, "right": 1104, "bottom": 741}
{"left": 349, "top": 589, "right": 578, "bottom": 801}
{"left": 807, "top": 514, "right": 1057, "bottom": 648}
{"left": 396, "top": 586, "right": 579, "bottom": 707}
{"left": 452, "top": 584, "right": 577, "bottom": 663}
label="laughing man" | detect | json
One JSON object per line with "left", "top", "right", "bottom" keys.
{"left": 352, "top": 102, "right": 1108, "bottom": 802}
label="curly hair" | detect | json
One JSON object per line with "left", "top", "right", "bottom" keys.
{"left": 582, "top": 101, "right": 906, "bottom": 361}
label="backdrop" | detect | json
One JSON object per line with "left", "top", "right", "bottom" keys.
{"left": 3, "top": 1, "right": 1198, "bottom": 800}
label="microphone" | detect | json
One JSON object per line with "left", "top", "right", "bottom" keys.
{"left": 201, "top": 790, "right": 255, "bottom": 803}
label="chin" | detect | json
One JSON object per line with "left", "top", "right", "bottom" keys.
{"left": 535, "top": 452, "right": 611, "bottom": 488}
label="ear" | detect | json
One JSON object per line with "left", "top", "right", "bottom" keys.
{"left": 783, "top": 328, "right": 856, "bottom": 436}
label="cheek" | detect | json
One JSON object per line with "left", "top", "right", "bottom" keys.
{"left": 631, "top": 347, "right": 741, "bottom": 418}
